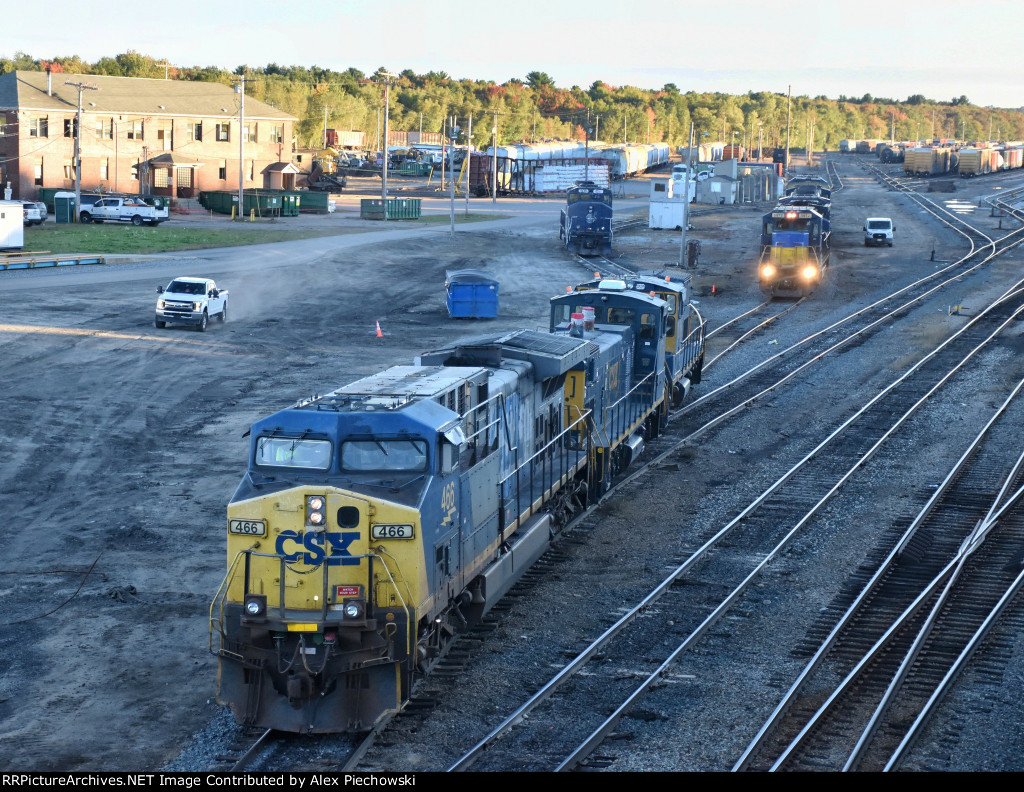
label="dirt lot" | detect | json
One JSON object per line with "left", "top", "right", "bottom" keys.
{"left": 0, "top": 157, "right": 1007, "bottom": 771}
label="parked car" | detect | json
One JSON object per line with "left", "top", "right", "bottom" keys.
{"left": 21, "top": 201, "right": 41, "bottom": 226}
{"left": 33, "top": 201, "right": 47, "bottom": 223}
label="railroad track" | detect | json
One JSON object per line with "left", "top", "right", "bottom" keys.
{"left": 445, "top": 267, "right": 1024, "bottom": 771}
{"left": 703, "top": 299, "right": 803, "bottom": 372}
{"left": 736, "top": 363, "right": 1024, "bottom": 771}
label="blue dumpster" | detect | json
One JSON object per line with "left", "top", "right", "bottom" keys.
{"left": 445, "top": 270, "right": 499, "bottom": 318}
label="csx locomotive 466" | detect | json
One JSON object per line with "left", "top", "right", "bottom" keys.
{"left": 211, "top": 279, "right": 705, "bottom": 733}
{"left": 559, "top": 181, "right": 613, "bottom": 256}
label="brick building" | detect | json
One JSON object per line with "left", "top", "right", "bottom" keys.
{"left": 0, "top": 70, "right": 297, "bottom": 200}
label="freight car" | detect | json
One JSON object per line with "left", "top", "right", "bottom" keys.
{"left": 559, "top": 181, "right": 613, "bottom": 256}
{"left": 904, "top": 147, "right": 952, "bottom": 177}
{"left": 758, "top": 204, "right": 831, "bottom": 297}
{"left": 211, "top": 279, "right": 706, "bottom": 733}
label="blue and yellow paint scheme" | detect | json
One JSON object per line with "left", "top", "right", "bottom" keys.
{"left": 758, "top": 205, "right": 831, "bottom": 297}
{"left": 211, "top": 283, "right": 707, "bottom": 733}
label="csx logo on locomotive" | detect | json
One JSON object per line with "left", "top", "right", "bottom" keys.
{"left": 274, "top": 530, "right": 360, "bottom": 566}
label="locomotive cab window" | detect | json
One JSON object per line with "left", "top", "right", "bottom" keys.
{"left": 341, "top": 439, "right": 428, "bottom": 472}
{"left": 256, "top": 437, "right": 332, "bottom": 469}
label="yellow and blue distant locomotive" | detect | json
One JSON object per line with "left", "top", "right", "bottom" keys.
{"left": 757, "top": 204, "right": 831, "bottom": 297}
{"left": 210, "top": 279, "right": 705, "bottom": 733}
{"left": 559, "top": 181, "right": 613, "bottom": 256}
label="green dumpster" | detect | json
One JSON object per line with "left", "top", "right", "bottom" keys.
{"left": 360, "top": 198, "right": 422, "bottom": 220}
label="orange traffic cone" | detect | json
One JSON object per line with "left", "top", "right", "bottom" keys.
{"left": 711, "top": 284, "right": 717, "bottom": 295}
{"left": 375, "top": 320, "right": 383, "bottom": 338}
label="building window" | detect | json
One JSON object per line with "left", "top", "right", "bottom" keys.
{"left": 216, "top": 123, "right": 230, "bottom": 142}
{"left": 29, "top": 116, "right": 48, "bottom": 138}
{"left": 96, "top": 118, "right": 113, "bottom": 139}
{"left": 270, "top": 124, "right": 283, "bottom": 144}
{"left": 244, "top": 123, "right": 257, "bottom": 143}
{"left": 100, "top": 159, "right": 109, "bottom": 181}
{"left": 190, "top": 122, "right": 202, "bottom": 142}
{"left": 154, "top": 169, "right": 170, "bottom": 188}
{"left": 34, "top": 161, "right": 43, "bottom": 186}
{"left": 248, "top": 160, "right": 255, "bottom": 180}
{"left": 176, "top": 168, "right": 193, "bottom": 189}
{"left": 63, "top": 118, "right": 79, "bottom": 138}
{"left": 127, "top": 120, "right": 144, "bottom": 140}
{"left": 64, "top": 160, "right": 74, "bottom": 179}
{"left": 218, "top": 160, "right": 227, "bottom": 180}
{"left": 156, "top": 121, "right": 173, "bottom": 151}
{"left": 130, "top": 161, "right": 139, "bottom": 181}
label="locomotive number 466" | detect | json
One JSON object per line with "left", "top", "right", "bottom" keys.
{"left": 228, "top": 519, "right": 266, "bottom": 536}
{"left": 371, "top": 523, "right": 415, "bottom": 539}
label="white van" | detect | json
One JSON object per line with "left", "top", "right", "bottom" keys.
{"left": 864, "top": 217, "right": 894, "bottom": 247}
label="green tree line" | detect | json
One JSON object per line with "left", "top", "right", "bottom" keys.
{"left": 4, "top": 51, "right": 1023, "bottom": 151}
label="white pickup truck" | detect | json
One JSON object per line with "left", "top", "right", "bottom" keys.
{"left": 155, "top": 277, "right": 228, "bottom": 332}
{"left": 81, "top": 197, "right": 169, "bottom": 226}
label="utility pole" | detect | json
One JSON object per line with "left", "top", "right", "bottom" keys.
{"left": 65, "top": 79, "right": 97, "bottom": 221}
{"left": 465, "top": 114, "right": 472, "bottom": 216}
{"left": 323, "top": 105, "right": 329, "bottom": 149}
{"left": 758, "top": 123, "right": 763, "bottom": 162}
{"left": 491, "top": 111, "right": 498, "bottom": 204}
{"left": 585, "top": 110, "right": 591, "bottom": 182}
{"left": 235, "top": 73, "right": 246, "bottom": 220}
{"left": 379, "top": 72, "right": 397, "bottom": 216}
{"left": 785, "top": 84, "right": 792, "bottom": 174}
{"left": 449, "top": 116, "right": 458, "bottom": 239}
{"left": 680, "top": 122, "right": 694, "bottom": 268}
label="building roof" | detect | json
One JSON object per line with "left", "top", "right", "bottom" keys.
{"left": 147, "top": 152, "right": 205, "bottom": 168}
{"left": 0, "top": 71, "right": 296, "bottom": 122}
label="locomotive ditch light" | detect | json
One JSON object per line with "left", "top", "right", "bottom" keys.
{"left": 243, "top": 594, "right": 267, "bottom": 623}
{"left": 343, "top": 600, "right": 364, "bottom": 620}
{"left": 761, "top": 264, "right": 777, "bottom": 279}
{"left": 801, "top": 264, "right": 819, "bottom": 280}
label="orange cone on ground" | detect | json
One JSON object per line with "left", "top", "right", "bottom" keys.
{"left": 376, "top": 320, "right": 383, "bottom": 338}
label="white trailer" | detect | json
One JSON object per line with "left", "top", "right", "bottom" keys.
{"left": 0, "top": 200, "right": 24, "bottom": 250}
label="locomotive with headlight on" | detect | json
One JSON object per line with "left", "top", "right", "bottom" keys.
{"left": 757, "top": 193, "right": 831, "bottom": 298}
{"left": 210, "top": 278, "right": 704, "bottom": 733}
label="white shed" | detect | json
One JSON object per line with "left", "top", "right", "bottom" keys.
{"left": 0, "top": 201, "right": 24, "bottom": 250}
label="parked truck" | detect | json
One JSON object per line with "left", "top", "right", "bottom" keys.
{"left": 81, "top": 197, "right": 169, "bottom": 226}
{"left": 155, "top": 277, "right": 228, "bottom": 331}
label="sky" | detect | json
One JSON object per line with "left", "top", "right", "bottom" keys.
{"left": 11, "top": 0, "right": 1023, "bottom": 109}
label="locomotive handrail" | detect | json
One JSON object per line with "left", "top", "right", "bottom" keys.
{"left": 209, "top": 547, "right": 256, "bottom": 654}
{"left": 601, "top": 368, "right": 658, "bottom": 444}
{"left": 213, "top": 535, "right": 419, "bottom": 662}
{"left": 498, "top": 410, "right": 591, "bottom": 534}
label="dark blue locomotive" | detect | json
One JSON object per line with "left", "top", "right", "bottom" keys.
{"left": 211, "top": 279, "right": 705, "bottom": 733}
{"left": 758, "top": 176, "right": 832, "bottom": 297}
{"left": 559, "top": 181, "right": 613, "bottom": 256}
